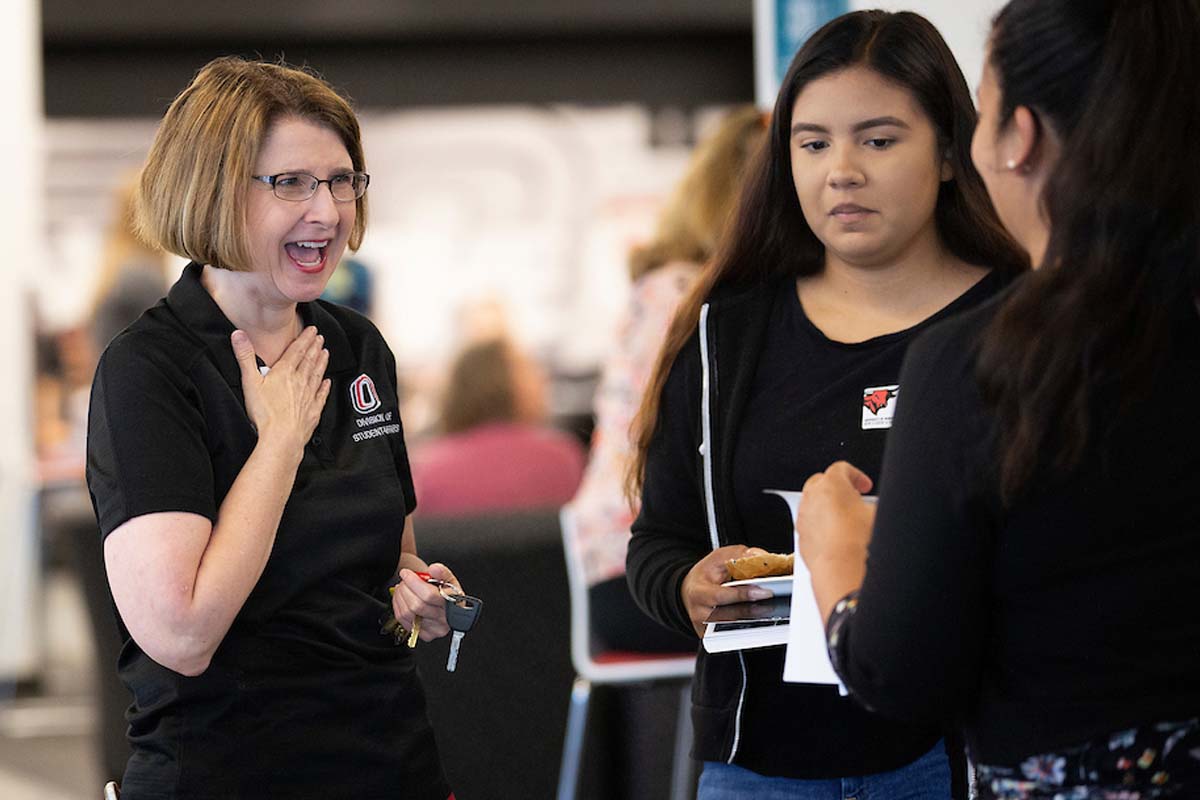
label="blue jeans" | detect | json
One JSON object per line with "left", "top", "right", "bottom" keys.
{"left": 697, "top": 740, "right": 952, "bottom": 800}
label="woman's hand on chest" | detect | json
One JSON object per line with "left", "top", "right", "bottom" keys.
{"left": 232, "top": 327, "right": 331, "bottom": 455}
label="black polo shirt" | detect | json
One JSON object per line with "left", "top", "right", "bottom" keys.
{"left": 87, "top": 262, "right": 449, "bottom": 800}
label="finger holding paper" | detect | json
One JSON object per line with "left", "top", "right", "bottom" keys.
{"left": 795, "top": 461, "right": 876, "bottom": 624}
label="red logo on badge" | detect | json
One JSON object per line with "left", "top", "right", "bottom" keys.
{"left": 862, "top": 388, "right": 897, "bottom": 414}
{"left": 350, "top": 373, "right": 381, "bottom": 414}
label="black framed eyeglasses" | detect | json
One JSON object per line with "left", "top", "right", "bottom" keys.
{"left": 251, "top": 171, "right": 370, "bottom": 203}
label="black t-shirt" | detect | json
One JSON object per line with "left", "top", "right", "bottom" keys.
{"left": 86, "top": 263, "right": 449, "bottom": 800}
{"left": 831, "top": 288, "right": 1200, "bottom": 764}
{"left": 731, "top": 272, "right": 1002, "bottom": 778}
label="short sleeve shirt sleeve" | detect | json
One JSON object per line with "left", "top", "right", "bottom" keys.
{"left": 87, "top": 334, "right": 216, "bottom": 537}
{"left": 381, "top": 343, "right": 417, "bottom": 516}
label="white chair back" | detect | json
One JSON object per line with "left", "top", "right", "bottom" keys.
{"left": 559, "top": 504, "right": 599, "bottom": 678}
{"left": 559, "top": 504, "right": 696, "bottom": 683}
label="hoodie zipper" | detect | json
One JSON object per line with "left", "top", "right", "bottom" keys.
{"left": 697, "top": 302, "right": 748, "bottom": 763}
{"left": 698, "top": 304, "right": 720, "bottom": 551}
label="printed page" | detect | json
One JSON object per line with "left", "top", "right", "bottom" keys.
{"left": 763, "top": 490, "right": 843, "bottom": 687}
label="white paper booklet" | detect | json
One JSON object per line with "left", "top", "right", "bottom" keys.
{"left": 763, "top": 489, "right": 844, "bottom": 689}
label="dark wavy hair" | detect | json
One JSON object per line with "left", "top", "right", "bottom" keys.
{"left": 978, "top": 0, "right": 1200, "bottom": 499}
{"left": 627, "top": 10, "right": 1026, "bottom": 498}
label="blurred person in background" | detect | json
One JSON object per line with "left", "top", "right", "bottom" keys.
{"left": 87, "top": 57, "right": 456, "bottom": 799}
{"left": 411, "top": 334, "right": 584, "bottom": 517}
{"left": 566, "top": 105, "right": 765, "bottom": 653}
{"left": 35, "top": 178, "right": 170, "bottom": 469}
{"left": 28, "top": 175, "right": 172, "bottom": 785}
{"left": 90, "top": 177, "right": 172, "bottom": 352}
{"left": 626, "top": 10, "right": 1027, "bottom": 799}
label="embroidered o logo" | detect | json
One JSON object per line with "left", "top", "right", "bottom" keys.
{"left": 350, "top": 373, "right": 381, "bottom": 414}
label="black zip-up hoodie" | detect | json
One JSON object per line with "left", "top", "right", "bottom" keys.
{"left": 627, "top": 274, "right": 964, "bottom": 779}
{"left": 629, "top": 276, "right": 786, "bottom": 765}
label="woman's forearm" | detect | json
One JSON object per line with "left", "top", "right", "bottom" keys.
{"left": 810, "top": 550, "right": 867, "bottom": 626}
{"left": 171, "top": 433, "right": 305, "bottom": 672}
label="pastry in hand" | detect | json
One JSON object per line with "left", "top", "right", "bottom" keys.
{"left": 726, "top": 551, "right": 795, "bottom": 581}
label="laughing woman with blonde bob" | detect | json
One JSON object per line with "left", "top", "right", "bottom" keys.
{"left": 87, "top": 58, "right": 456, "bottom": 799}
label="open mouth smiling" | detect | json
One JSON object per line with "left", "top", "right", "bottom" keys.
{"left": 284, "top": 239, "right": 330, "bottom": 271}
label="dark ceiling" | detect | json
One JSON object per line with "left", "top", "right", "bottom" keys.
{"left": 42, "top": 0, "right": 755, "bottom": 117}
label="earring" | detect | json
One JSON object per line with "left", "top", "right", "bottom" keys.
{"left": 1005, "top": 159, "right": 1018, "bottom": 170}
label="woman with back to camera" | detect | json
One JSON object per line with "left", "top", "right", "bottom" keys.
{"left": 796, "top": 1, "right": 1200, "bottom": 797}
{"left": 626, "top": 10, "right": 1026, "bottom": 798}
{"left": 86, "top": 57, "right": 457, "bottom": 799}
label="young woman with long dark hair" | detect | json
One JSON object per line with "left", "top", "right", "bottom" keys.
{"left": 797, "top": 2, "right": 1200, "bottom": 797}
{"left": 626, "top": 10, "right": 1026, "bottom": 798}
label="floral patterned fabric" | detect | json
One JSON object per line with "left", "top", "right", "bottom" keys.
{"left": 975, "top": 719, "right": 1200, "bottom": 799}
{"left": 824, "top": 592, "right": 1200, "bottom": 799}
{"left": 567, "top": 261, "right": 699, "bottom": 587}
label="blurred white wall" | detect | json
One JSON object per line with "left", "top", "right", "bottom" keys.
{"left": 41, "top": 120, "right": 164, "bottom": 331}
{"left": 1, "top": 0, "right": 41, "bottom": 681}
{"left": 356, "top": 105, "right": 691, "bottom": 376}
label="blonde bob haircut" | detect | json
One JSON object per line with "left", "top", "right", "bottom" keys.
{"left": 134, "top": 56, "right": 367, "bottom": 272}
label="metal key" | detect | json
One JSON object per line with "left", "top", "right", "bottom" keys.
{"left": 442, "top": 593, "right": 483, "bottom": 672}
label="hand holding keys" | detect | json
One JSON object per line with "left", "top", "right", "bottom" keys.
{"left": 380, "top": 572, "right": 483, "bottom": 671}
